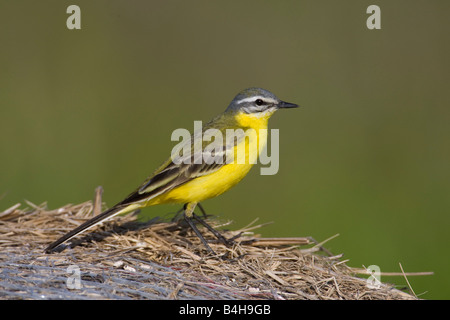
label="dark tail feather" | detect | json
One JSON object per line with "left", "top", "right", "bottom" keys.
{"left": 45, "top": 204, "right": 134, "bottom": 253}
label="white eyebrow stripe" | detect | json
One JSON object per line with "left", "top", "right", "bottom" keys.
{"left": 236, "top": 96, "right": 278, "bottom": 105}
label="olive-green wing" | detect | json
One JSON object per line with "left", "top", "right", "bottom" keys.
{"left": 118, "top": 126, "right": 244, "bottom": 205}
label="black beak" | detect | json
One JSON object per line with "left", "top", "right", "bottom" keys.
{"left": 278, "top": 100, "right": 299, "bottom": 109}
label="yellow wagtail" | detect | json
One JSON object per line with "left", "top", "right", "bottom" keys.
{"left": 45, "top": 87, "right": 298, "bottom": 254}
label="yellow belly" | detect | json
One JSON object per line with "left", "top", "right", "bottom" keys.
{"left": 148, "top": 113, "right": 270, "bottom": 205}
{"left": 150, "top": 161, "right": 254, "bottom": 204}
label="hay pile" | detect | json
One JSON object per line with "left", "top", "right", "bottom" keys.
{"left": 0, "top": 196, "right": 417, "bottom": 300}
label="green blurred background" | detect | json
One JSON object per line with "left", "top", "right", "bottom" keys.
{"left": 1, "top": 1, "right": 448, "bottom": 299}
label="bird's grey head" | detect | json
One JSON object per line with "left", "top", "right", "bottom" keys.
{"left": 226, "top": 87, "right": 298, "bottom": 114}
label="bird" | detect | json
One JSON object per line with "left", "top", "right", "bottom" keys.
{"left": 45, "top": 87, "right": 298, "bottom": 254}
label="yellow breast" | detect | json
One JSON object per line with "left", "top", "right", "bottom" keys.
{"left": 149, "top": 112, "right": 271, "bottom": 205}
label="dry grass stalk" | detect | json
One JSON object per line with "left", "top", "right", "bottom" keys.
{"left": 0, "top": 199, "right": 420, "bottom": 300}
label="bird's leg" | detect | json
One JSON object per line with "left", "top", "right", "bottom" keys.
{"left": 189, "top": 214, "right": 247, "bottom": 261}
{"left": 183, "top": 203, "right": 216, "bottom": 255}
{"left": 183, "top": 203, "right": 240, "bottom": 254}
{"left": 192, "top": 203, "right": 240, "bottom": 246}
{"left": 171, "top": 207, "right": 185, "bottom": 222}
{"left": 191, "top": 203, "right": 230, "bottom": 243}
{"left": 196, "top": 203, "right": 208, "bottom": 219}
{"left": 191, "top": 213, "right": 229, "bottom": 245}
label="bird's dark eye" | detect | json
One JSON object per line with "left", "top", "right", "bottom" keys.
{"left": 255, "top": 99, "right": 264, "bottom": 106}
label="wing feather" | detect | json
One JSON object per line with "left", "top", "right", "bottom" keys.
{"left": 119, "top": 121, "right": 247, "bottom": 206}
